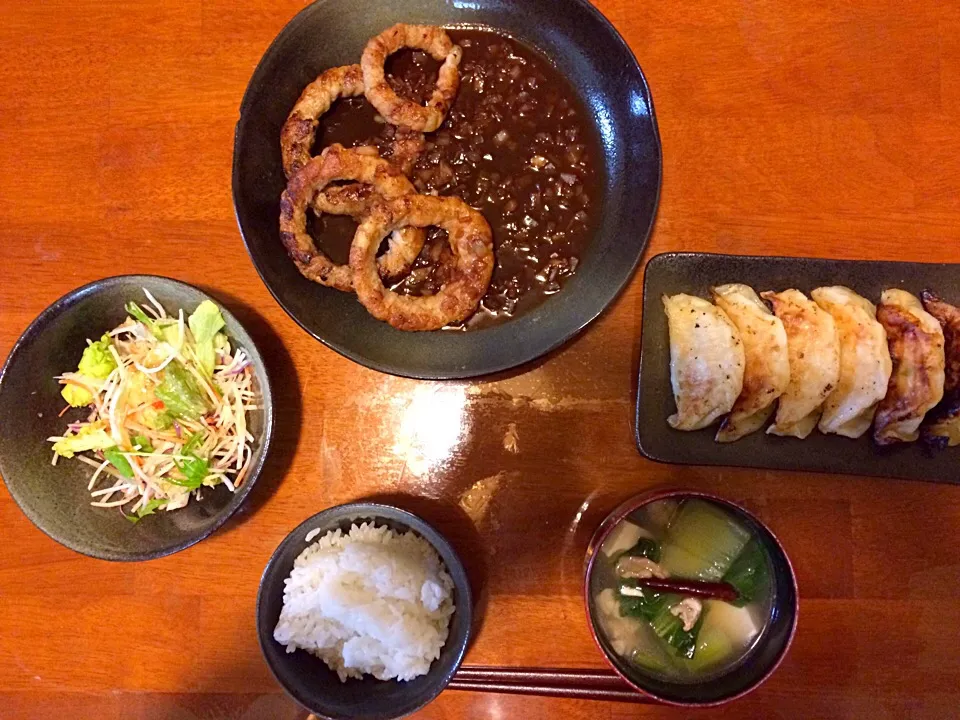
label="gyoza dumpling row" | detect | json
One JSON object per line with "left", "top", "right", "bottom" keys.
{"left": 663, "top": 285, "right": 951, "bottom": 446}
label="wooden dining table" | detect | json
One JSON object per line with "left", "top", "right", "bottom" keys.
{"left": 2, "top": 0, "right": 960, "bottom": 717}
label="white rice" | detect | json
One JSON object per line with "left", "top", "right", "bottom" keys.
{"left": 273, "top": 522, "right": 455, "bottom": 682}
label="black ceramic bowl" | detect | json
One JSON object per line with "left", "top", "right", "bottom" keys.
{"left": 584, "top": 490, "right": 798, "bottom": 706}
{"left": 0, "top": 276, "right": 274, "bottom": 561}
{"left": 257, "top": 503, "right": 473, "bottom": 720}
{"left": 233, "top": 0, "right": 661, "bottom": 379}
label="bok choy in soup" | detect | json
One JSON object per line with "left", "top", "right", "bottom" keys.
{"left": 591, "top": 499, "right": 773, "bottom": 681}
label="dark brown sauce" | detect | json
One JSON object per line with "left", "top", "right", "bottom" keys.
{"left": 306, "top": 211, "right": 357, "bottom": 266}
{"left": 312, "top": 98, "right": 382, "bottom": 154}
{"left": 310, "top": 29, "right": 601, "bottom": 329}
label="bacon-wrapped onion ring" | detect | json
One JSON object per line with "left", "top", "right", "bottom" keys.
{"left": 280, "top": 145, "right": 425, "bottom": 291}
{"left": 349, "top": 195, "right": 494, "bottom": 331}
{"left": 280, "top": 65, "right": 426, "bottom": 178}
{"left": 361, "top": 24, "right": 462, "bottom": 133}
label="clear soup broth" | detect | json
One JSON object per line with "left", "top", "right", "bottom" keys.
{"left": 591, "top": 498, "right": 774, "bottom": 683}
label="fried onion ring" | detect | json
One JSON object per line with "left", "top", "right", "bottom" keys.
{"left": 281, "top": 66, "right": 426, "bottom": 179}
{"left": 309, "top": 128, "right": 425, "bottom": 216}
{"left": 280, "top": 65, "right": 365, "bottom": 178}
{"left": 280, "top": 145, "right": 425, "bottom": 291}
{"left": 361, "top": 24, "right": 463, "bottom": 132}
{"left": 349, "top": 195, "right": 494, "bottom": 331}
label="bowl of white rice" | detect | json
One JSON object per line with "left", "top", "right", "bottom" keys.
{"left": 256, "top": 502, "right": 473, "bottom": 720}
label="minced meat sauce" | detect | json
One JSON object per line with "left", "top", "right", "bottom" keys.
{"left": 310, "top": 28, "right": 600, "bottom": 329}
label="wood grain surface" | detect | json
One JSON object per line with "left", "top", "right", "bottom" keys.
{"left": 2, "top": 0, "right": 959, "bottom": 718}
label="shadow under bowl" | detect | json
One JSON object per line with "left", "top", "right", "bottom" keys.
{"left": 583, "top": 489, "right": 799, "bottom": 706}
{"left": 256, "top": 503, "right": 473, "bottom": 720}
{"left": 0, "top": 275, "right": 275, "bottom": 561}
{"left": 232, "top": 0, "right": 662, "bottom": 378}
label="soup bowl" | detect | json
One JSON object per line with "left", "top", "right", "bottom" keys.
{"left": 583, "top": 489, "right": 798, "bottom": 706}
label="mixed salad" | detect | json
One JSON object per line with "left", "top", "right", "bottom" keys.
{"left": 48, "top": 291, "right": 257, "bottom": 522}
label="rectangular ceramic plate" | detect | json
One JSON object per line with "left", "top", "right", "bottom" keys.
{"left": 636, "top": 252, "right": 960, "bottom": 484}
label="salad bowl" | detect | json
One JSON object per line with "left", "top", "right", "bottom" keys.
{"left": 0, "top": 275, "right": 275, "bottom": 561}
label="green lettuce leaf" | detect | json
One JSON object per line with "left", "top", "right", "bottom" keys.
{"left": 78, "top": 334, "right": 117, "bottom": 380}
{"left": 141, "top": 406, "right": 173, "bottom": 430}
{"left": 188, "top": 301, "right": 226, "bottom": 376}
{"left": 52, "top": 424, "right": 115, "bottom": 458}
{"left": 160, "top": 322, "right": 182, "bottom": 348}
{"left": 126, "top": 302, "right": 163, "bottom": 339}
{"left": 103, "top": 447, "right": 134, "bottom": 479}
{"left": 61, "top": 383, "right": 93, "bottom": 407}
{"left": 154, "top": 361, "right": 210, "bottom": 420}
{"left": 131, "top": 434, "right": 154, "bottom": 452}
{"left": 171, "top": 432, "right": 208, "bottom": 488}
{"left": 125, "top": 498, "right": 168, "bottom": 523}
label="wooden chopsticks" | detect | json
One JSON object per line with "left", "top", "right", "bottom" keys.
{"left": 447, "top": 665, "right": 653, "bottom": 703}
{"left": 302, "top": 666, "right": 653, "bottom": 716}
